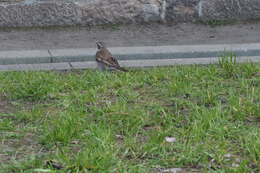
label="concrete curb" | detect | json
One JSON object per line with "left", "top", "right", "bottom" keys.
{"left": 0, "top": 56, "right": 259, "bottom": 71}
{"left": 0, "top": 43, "right": 260, "bottom": 71}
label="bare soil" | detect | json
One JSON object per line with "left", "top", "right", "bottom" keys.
{"left": 0, "top": 95, "right": 15, "bottom": 114}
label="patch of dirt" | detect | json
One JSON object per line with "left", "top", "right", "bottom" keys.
{"left": 0, "top": 132, "right": 43, "bottom": 165}
{"left": 0, "top": 95, "right": 16, "bottom": 115}
{"left": 0, "top": 98, "right": 52, "bottom": 165}
{"left": 245, "top": 117, "right": 260, "bottom": 127}
{"left": 154, "top": 168, "right": 200, "bottom": 173}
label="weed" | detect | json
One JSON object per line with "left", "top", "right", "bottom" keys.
{"left": 218, "top": 52, "right": 238, "bottom": 78}
{"left": 197, "top": 19, "right": 238, "bottom": 27}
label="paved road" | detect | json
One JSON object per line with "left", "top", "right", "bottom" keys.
{"left": 1, "top": 22, "right": 260, "bottom": 50}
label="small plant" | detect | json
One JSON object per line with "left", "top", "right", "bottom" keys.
{"left": 239, "top": 62, "right": 258, "bottom": 78}
{"left": 197, "top": 19, "right": 237, "bottom": 27}
{"left": 218, "top": 52, "right": 238, "bottom": 78}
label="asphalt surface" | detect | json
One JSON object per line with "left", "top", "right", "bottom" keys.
{"left": 0, "top": 22, "right": 260, "bottom": 50}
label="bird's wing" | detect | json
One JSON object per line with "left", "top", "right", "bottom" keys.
{"left": 96, "top": 49, "right": 120, "bottom": 68}
{"left": 107, "top": 56, "right": 120, "bottom": 67}
{"left": 96, "top": 48, "right": 128, "bottom": 72}
{"left": 98, "top": 56, "right": 120, "bottom": 68}
{"left": 102, "top": 57, "right": 128, "bottom": 72}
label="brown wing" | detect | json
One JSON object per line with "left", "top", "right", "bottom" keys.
{"left": 96, "top": 48, "right": 128, "bottom": 72}
{"left": 96, "top": 48, "right": 120, "bottom": 68}
{"left": 107, "top": 56, "right": 120, "bottom": 67}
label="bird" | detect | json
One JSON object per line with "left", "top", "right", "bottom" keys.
{"left": 95, "top": 41, "right": 128, "bottom": 72}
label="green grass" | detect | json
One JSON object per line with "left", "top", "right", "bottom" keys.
{"left": 0, "top": 59, "right": 259, "bottom": 172}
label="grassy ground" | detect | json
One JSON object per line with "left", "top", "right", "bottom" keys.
{"left": 0, "top": 58, "right": 259, "bottom": 172}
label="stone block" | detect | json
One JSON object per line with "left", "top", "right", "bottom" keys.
{"left": 165, "top": 0, "right": 200, "bottom": 22}
{"left": 199, "top": 0, "right": 260, "bottom": 20}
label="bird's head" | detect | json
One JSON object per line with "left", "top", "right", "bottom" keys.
{"left": 96, "top": 41, "right": 106, "bottom": 49}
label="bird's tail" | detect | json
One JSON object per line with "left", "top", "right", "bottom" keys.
{"left": 116, "top": 66, "right": 128, "bottom": 72}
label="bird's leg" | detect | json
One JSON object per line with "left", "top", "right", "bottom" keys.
{"left": 97, "top": 61, "right": 106, "bottom": 71}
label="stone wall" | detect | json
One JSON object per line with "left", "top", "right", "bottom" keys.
{"left": 0, "top": 0, "right": 259, "bottom": 27}
{"left": 200, "top": 0, "right": 260, "bottom": 20}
